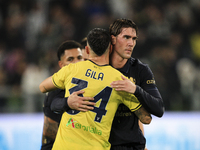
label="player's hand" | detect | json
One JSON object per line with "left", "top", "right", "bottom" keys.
{"left": 68, "top": 90, "right": 95, "bottom": 112}
{"left": 110, "top": 75, "right": 136, "bottom": 94}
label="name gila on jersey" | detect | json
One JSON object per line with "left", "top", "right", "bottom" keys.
{"left": 85, "top": 69, "right": 104, "bottom": 81}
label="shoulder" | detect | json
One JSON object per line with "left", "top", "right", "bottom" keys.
{"left": 62, "top": 61, "right": 84, "bottom": 70}
{"left": 130, "top": 57, "right": 148, "bottom": 67}
{"left": 130, "top": 57, "right": 153, "bottom": 73}
{"left": 109, "top": 65, "right": 124, "bottom": 75}
{"left": 71, "top": 60, "right": 91, "bottom": 70}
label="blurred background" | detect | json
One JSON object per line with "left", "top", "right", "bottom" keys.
{"left": 0, "top": 0, "right": 200, "bottom": 150}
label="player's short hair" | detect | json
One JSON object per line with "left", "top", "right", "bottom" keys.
{"left": 87, "top": 28, "right": 111, "bottom": 56}
{"left": 57, "top": 40, "right": 81, "bottom": 60}
{"left": 109, "top": 18, "right": 138, "bottom": 36}
{"left": 80, "top": 37, "right": 87, "bottom": 50}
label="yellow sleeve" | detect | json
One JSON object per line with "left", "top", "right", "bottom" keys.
{"left": 52, "top": 65, "right": 69, "bottom": 89}
{"left": 119, "top": 75, "right": 142, "bottom": 111}
{"left": 120, "top": 92, "right": 142, "bottom": 112}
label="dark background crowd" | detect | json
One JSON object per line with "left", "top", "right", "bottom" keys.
{"left": 0, "top": 0, "right": 200, "bottom": 113}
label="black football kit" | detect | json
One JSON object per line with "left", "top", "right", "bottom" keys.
{"left": 109, "top": 57, "right": 164, "bottom": 150}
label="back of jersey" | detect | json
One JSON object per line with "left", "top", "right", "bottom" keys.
{"left": 52, "top": 60, "right": 141, "bottom": 150}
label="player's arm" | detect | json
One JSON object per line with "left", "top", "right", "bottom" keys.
{"left": 51, "top": 90, "right": 95, "bottom": 112}
{"left": 39, "top": 76, "right": 57, "bottom": 93}
{"left": 110, "top": 75, "right": 164, "bottom": 117}
{"left": 139, "top": 120, "right": 144, "bottom": 135}
{"left": 138, "top": 120, "right": 148, "bottom": 150}
{"left": 134, "top": 85, "right": 164, "bottom": 117}
{"left": 134, "top": 106, "right": 152, "bottom": 124}
{"left": 42, "top": 116, "right": 58, "bottom": 144}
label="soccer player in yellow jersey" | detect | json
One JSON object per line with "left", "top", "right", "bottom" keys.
{"left": 39, "top": 28, "right": 152, "bottom": 150}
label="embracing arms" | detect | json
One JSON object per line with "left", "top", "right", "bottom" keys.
{"left": 110, "top": 75, "right": 164, "bottom": 117}
{"left": 51, "top": 90, "right": 95, "bottom": 113}
{"left": 39, "top": 76, "right": 95, "bottom": 112}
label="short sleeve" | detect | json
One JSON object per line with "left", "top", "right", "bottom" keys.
{"left": 52, "top": 66, "right": 68, "bottom": 89}
{"left": 120, "top": 92, "right": 142, "bottom": 112}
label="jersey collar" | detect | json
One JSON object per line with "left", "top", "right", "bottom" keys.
{"left": 116, "top": 59, "right": 131, "bottom": 75}
{"left": 88, "top": 59, "right": 110, "bottom": 66}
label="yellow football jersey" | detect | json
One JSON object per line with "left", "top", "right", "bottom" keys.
{"left": 52, "top": 60, "right": 141, "bottom": 150}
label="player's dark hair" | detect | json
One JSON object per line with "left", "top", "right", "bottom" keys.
{"left": 87, "top": 28, "right": 111, "bottom": 56}
{"left": 57, "top": 40, "right": 81, "bottom": 60}
{"left": 80, "top": 37, "right": 87, "bottom": 49}
{"left": 109, "top": 18, "right": 138, "bottom": 36}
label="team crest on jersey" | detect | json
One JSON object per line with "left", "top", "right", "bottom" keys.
{"left": 129, "top": 77, "right": 136, "bottom": 84}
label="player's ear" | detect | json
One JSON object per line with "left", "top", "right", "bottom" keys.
{"left": 85, "top": 46, "right": 90, "bottom": 54}
{"left": 111, "top": 35, "right": 116, "bottom": 45}
{"left": 58, "top": 61, "right": 63, "bottom": 68}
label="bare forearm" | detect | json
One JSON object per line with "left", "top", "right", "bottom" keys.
{"left": 42, "top": 116, "right": 58, "bottom": 143}
{"left": 39, "top": 76, "right": 56, "bottom": 93}
{"left": 134, "top": 106, "right": 152, "bottom": 124}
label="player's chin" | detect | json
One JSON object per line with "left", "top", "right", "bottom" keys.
{"left": 124, "top": 54, "right": 132, "bottom": 59}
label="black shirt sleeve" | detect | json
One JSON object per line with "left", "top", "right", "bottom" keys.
{"left": 43, "top": 89, "right": 64, "bottom": 123}
{"left": 50, "top": 97, "right": 71, "bottom": 113}
{"left": 134, "top": 63, "right": 164, "bottom": 117}
{"left": 135, "top": 85, "right": 164, "bottom": 117}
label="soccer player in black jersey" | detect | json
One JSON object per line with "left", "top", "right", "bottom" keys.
{"left": 41, "top": 40, "right": 95, "bottom": 150}
{"left": 108, "top": 19, "right": 164, "bottom": 150}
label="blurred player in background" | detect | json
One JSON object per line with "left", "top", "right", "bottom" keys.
{"left": 109, "top": 18, "right": 164, "bottom": 150}
{"left": 41, "top": 40, "right": 95, "bottom": 150}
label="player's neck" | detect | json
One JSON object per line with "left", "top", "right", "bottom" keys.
{"left": 89, "top": 55, "right": 109, "bottom": 65}
{"left": 110, "top": 52, "right": 128, "bottom": 69}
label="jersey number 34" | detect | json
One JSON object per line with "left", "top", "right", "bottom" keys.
{"left": 67, "top": 77, "right": 112, "bottom": 123}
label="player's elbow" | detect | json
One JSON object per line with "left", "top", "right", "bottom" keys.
{"left": 135, "top": 106, "right": 152, "bottom": 124}
{"left": 141, "top": 115, "right": 152, "bottom": 124}
{"left": 155, "top": 103, "right": 165, "bottom": 118}
{"left": 39, "top": 84, "right": 46, "bottom": 93}
{"left": 157, "top": 107, "right": 165, "bottom": 118}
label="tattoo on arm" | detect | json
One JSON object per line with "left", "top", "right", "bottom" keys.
{"left": 42, "top": 116, "right": 59, "bottom": 144}
{"left": 134, "top": 106, "right": 152, "bottom": 124}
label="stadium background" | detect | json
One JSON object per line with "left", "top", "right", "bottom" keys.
{"left": 0, "top": 0, "right": 200, "bottom": 150}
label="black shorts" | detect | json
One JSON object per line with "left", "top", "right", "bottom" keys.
{"left": 110, "top": 144, "right": 144, "bottom": 150}
{"left": 41, "top": 141, "right": 53, "bottom": 150}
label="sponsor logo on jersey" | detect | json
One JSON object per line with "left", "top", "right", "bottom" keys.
{"left": 130, "top": 76, "right": 155, "bottom": 84}
{"left": 129, "top": 77, "right": 136, "bottom": 84}
{"left": 146, "top": 78, "right": 155, "bottom": 84}
{"left": 66, "top": 118, "right": 76, "bottom": 128}
{"left": 66, "top": 118, "right": 102, "bottom": 135}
